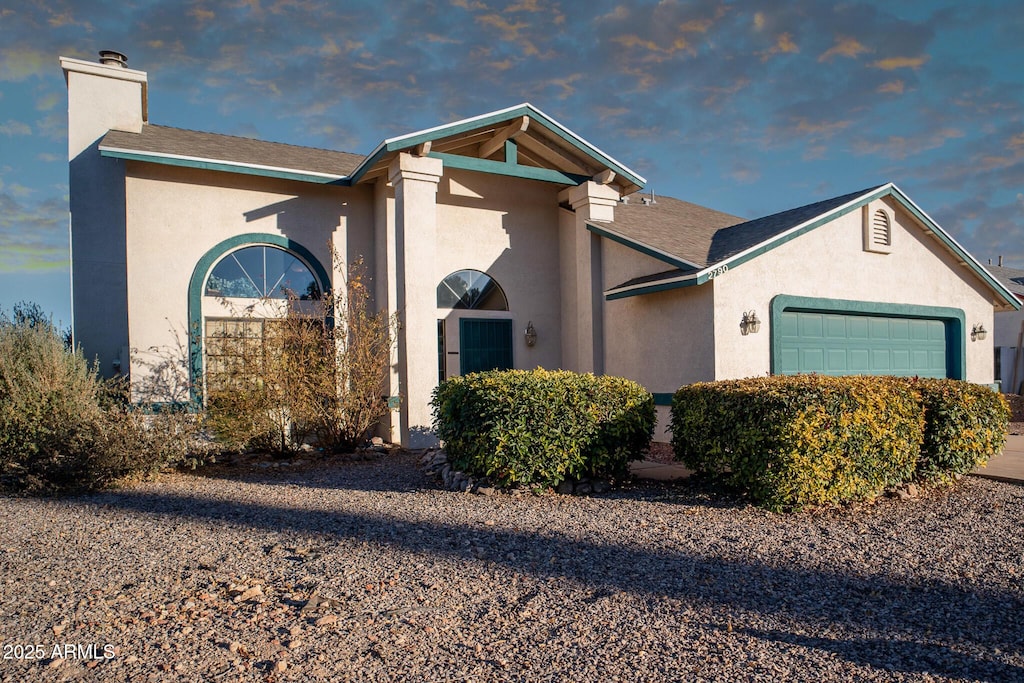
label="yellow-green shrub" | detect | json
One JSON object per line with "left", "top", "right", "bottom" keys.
{"left": 432, "top": 369, "right": 654, "bottom": 488}
{"left": 911, "top": 378, "right": 1009, "bottom": 482}
{"left": 671, "top": 375, "right": 924, "bottom": 511}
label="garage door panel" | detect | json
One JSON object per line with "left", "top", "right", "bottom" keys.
{"left": 778, "top": 311, "right": 947, "bottom": 378}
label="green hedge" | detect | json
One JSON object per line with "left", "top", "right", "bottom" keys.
{"left": 432, "top": 369, "right": 654, "bottom": 488}
{"left": 671, "top": 375, "right": 1010, "bottom": 510}
{"left": 671, "top": 375, "right": 924, "bottom": 511}
{"left": 911, "top": 377, "right": 1009, "bottom": 483}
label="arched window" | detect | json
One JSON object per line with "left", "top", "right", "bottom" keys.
{"left": 437, "top": 269, "right": 508, "bottom": 310}
{"left": 205, "top": 245, "right": 319, "bottom": 300}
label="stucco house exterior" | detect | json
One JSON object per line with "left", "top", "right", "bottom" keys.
{"left": 62, "top": 52, "right": 1019, "bottom": 446}
{"left": 987, "top": 264, "right": 1024, "bottom": 393}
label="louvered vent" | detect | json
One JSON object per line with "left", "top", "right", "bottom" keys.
{"left": 872, "top": 209, "right": 891, "bottom": 247}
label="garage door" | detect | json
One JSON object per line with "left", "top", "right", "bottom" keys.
{"left": 777, "top": 311, "right": 948, "bottom": 378}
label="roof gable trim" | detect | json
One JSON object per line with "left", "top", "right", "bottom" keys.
{"left": 349, "top": 103, "right": 646, "bottom": 188}
{"left": 99, "top": 146, "right": 350, "bottom": 185}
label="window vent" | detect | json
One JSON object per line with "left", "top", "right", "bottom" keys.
{"left": 863, "top": 205, "right": 893, "bottom": 254}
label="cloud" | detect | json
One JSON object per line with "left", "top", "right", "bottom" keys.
{"left": 0, "top": 120, "right": 31, "bottom": 136}
{"left": 0, "top": 46, "right": 50, "bottom": 81}
{"left": 818, "top": 37, "right": 870, "bottom": 62}
{"left": 877, "top": 80, "right": 905, "bottom": 95}
{"left": 0, "top": 191, "right": 68, "bottom": 272}
{"left": 871, "top": 55, "right": 929, "bottom": 70}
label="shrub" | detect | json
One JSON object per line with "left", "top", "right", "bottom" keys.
{"left": 432, "top": 369, "right": 654, "bottom": 489}
{"left": 0, "top": 304, "right": 206, "bottom": 493}
{"left": 911, "top": 378, "right": 1009, "bottom": 483}
{"left": 204, "top": 257, "right": 396, "bottom": 454}
{"left": 671, "top": 375, "right": 924, "bottom": 511}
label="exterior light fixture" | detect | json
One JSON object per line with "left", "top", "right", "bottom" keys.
{"left": 971, "top": 323, "right": 988, "bottom": 342}
{"left": 525, "top": 321, "right": 537, "bottom": 347}
{"left": 740, "top": 310, "right": 761, "bottom": 336}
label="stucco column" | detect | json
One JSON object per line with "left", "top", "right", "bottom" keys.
{"left": 561, "top": 181, "right": 620, "bottom": 373}
{"left": 388, "top": 153, "right": 444, "bottom": 447}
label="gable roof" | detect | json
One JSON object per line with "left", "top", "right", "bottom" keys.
{"left": 100, "top": 125, "right": 363, "bottom": 184}
{"left": 348, "top": 103, "right": 645, "bottom": 194}
{"left": 99, "top": 103, "right": 646, "bottom": 194}
{"left": 601, "top": 183, "right": 1020, "bottom": 311}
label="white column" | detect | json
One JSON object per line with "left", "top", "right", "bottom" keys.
{"left": 560, "top": 181, "right": 620, "bottom": 373}
{"left": 388, "top": 153, "right": 444, "bottom": 447}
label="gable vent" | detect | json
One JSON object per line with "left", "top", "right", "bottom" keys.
{"left": 863, "top": 205, "right": 893, "bottom": 254}
{"left": 871, "top": 210, "right": 891, "bottom": 247}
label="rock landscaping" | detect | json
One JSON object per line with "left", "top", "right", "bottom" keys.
{"left": 0, "top": 451, "right": 1021, "bottom": 682}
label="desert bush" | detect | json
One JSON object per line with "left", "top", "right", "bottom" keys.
{"left": 671, "top": 375, "right": 923, "bottom": 511}
{"left": 0, "top": 303, "right": 205, "bottom": 493}
{"left": 432, "top": 369, "right": 654, "bottom": 488}
{"left": 204, "top": 256, "right": 397, "bottom": 454}
{"left": 911, "top": 378, "right": 1009, "bottom": 483}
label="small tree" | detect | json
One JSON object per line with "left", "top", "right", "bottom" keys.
{"left": 204, "top": 254, "right": 397, "bottom": 454}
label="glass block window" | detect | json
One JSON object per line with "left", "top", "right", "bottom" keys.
{"left": 436, "top": 269, "right": 508, "bottom": 310}
{"left": 205, "top": 245, "right": 319, "bottom": 299}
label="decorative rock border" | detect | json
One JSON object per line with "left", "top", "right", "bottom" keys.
{"left": 418, "top": 449, "right": 611, "bottom": 496}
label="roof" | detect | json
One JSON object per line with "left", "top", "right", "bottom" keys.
{"left": 349, "top": 103, "right": 646, "bottom": 194}
{"left": 600, "top": 183, "right": 1020, "bottom": 311}
{"left": 987, "top": 264, "right": 1024, "bottom": 298}
{"left": 98, "top": 103, "right": 646, "bottom": 193}
{"left": 100, "top": 125, "right": 363, "bottom": 183}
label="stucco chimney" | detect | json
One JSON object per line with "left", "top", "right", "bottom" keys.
{"left": 60, "top": 51, "right": 148, "bottom": 159}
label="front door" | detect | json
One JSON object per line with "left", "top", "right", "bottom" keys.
{"left": 459, "top": 318, "right": 514, "bottom": 375}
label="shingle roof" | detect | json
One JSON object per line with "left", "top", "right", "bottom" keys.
{"left": 595, "top": 186, "right": 883, "bottom": 270}
{"left": 590, "top": 195, "right": 743, "bottom": 268}
{"left": 101, "top": 124, "right": 365, "bottom": 178}
{"left": 987, "top": 264, "right": 1024, "bottom": 297}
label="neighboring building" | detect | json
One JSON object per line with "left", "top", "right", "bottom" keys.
{"left": 987, "top": 264, "right": 1024, "bottom": 393}
{"left": 62, "top": 52, "right": 1020, "bottom": 445}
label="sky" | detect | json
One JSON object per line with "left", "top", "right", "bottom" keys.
{"left": 1, "top": 0, "right": 1023, "bottom": 327}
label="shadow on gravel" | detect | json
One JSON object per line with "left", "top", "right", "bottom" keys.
{"left": 85, "top": 467, "right": 1024, "bottom": 682}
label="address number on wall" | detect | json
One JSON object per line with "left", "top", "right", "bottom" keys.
{"left": 706, "top": 264, "right": 729, "bottom": 279}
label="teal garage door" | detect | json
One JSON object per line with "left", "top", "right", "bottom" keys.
{"left": 459, "top": 318, "right": 513, "bottom": 375}
{"left": 777, "top": 311, "right": 948, "bottom": 378}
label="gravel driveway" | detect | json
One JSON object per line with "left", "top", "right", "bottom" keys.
{"left": 0, "top": 452, "right": 1021, "bottom": 682}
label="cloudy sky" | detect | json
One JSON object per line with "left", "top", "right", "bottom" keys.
{"left": 2, "top": 0, "right": 1022, "bottom": 325}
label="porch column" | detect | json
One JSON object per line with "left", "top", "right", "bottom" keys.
{"left": 388, "top": 152, "right": 444, "bottom": 447}
{"left": 561, "top": 181, "right": 620, "bottom": 373}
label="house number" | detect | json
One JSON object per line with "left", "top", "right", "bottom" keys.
{"left": 707, "top": 264, "right": 729, "bottom": 279}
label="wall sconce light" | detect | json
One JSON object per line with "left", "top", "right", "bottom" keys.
{"left": 740, "top": 310, "right": 761, "bottom": 336}
{"left": 971, "top": 323, "right": 988, "bottom": 342}
{"left": 525, "top": 321, "right": 537, "bottom": 347}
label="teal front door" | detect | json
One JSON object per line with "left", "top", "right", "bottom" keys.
{"left": 777, "top": 310, "right": 948, "bottom": 378}
{"left": 459, "top": 318, "right": 513, "bottom": 375}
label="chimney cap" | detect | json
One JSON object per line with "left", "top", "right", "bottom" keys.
{"left": 98, "top": 50, "right": 128, "bottom": 68}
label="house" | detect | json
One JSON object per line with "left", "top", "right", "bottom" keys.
{"left": 61, "top": 52, "right": 1020, "bottom": 446}
{"left": 987, "top": 263, "right": 1024, "bottom": 393}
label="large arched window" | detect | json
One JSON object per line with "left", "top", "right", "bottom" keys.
{"left": 436, "top": 269, "right": 508, "bottom": 310}
{"left": 205, "top": 245, "right": 319, "bottom": 300}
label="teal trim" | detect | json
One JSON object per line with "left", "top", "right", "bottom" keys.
{"left": 694, "top": 188, "right": 889, "bottom": 286}
{"left": 348, "top": 103, "right": 647, "bottom": 189}
{"left": 504, "top": 139, "right": 517, "bottom": 163}
{"left": 885, "top": 185, "right": 1020, "bottom": 310}
{"left": 187, "top": 233, "right": 332, "bottom": 405}
{"left": 652, "top": 392, "right": 675, "bottom": 406}
{"left": 769, "top": 295, "right": 966, "bottom": 380}
{"left": 100, "top": 148, "right": 351, "bottom": 186}
{"left": 606, "top": 276, "right": 698, "bottom": 300}
{"left": 428, "top": 151, "right": 590, "bottom": 186}
{"left": 587, "top": 222, "right": 697, "bottom": 270}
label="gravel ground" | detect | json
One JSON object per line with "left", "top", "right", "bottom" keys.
{"left": 0, "top": 452, "right": 1022, "bottom": 682}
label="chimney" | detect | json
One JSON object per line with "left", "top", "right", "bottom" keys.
{"left": 60, "top": 50, "right": 148, "bottom": 159}
{"left": 999, "top": 255, "right": 1004, "bottom": 267}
